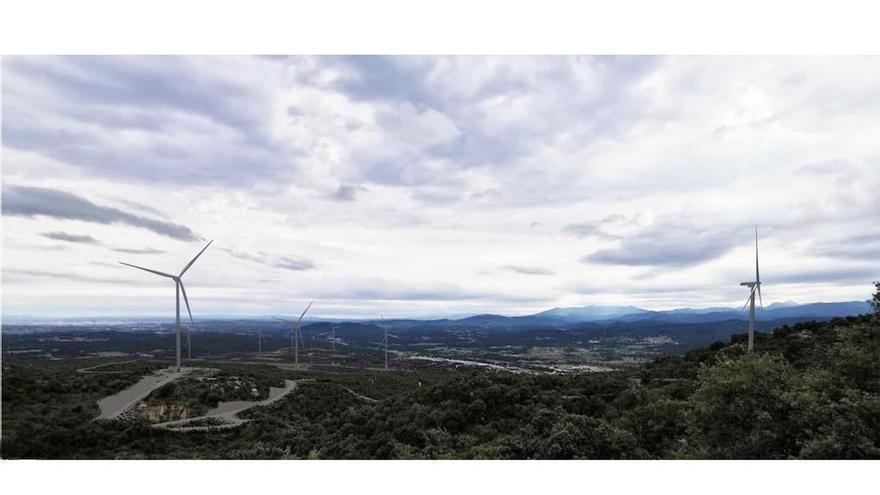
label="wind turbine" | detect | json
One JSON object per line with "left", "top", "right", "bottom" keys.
{"left": 739, "top": 227, "right": 763, "bottom": 353}
{"left": 273, "top": 301, "right": 312, "bottom": 368}
{"left": 258, "top": 326, "right": 263, "bottom": 354}
{"left": 119, "top": 240, "right": 213, "bottom": 370}
{"left": 377, "top": 314, "right": 398, "bottom": 370}
{"left": 319, "top": 322, "right": 338, "bottom": 350}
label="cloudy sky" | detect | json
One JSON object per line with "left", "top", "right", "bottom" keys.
{"left": 2, "top": 56, "right": 878, "bottom": 319}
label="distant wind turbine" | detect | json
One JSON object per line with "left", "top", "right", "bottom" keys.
{"left": 377, "top": 314, "right": 399, "bottom": 370}
{"left": 739, "top": 227, "right": 763, "bottom": 353}
{"left": 274, "top": 301, "right": 312, "bottom": 368}
{"left": 318, "top": 322, "right": 338, "bottom": 350}
{"left": 119, "top": 240, "right": 213, "bottom": 370}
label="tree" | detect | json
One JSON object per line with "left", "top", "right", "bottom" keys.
{"left": 688, "top": 354, "right": 801, "bottom": 458}
{"left": 870, "top": 281, "right": 880, "bottom": 317}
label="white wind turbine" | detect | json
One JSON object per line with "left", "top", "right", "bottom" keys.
{"left": 274, "top": 301, "right": 312, "bottom": 368}
{"left": 314, "top": 322, "right": 338, "bottom": 367}
{"left": 376, "top": 314, "right": 399, "bottom": 370}
{"left": 316, "top": 321, "right": 346, "bottom": 364}
{"left": 318, "top": 322, "right": 338, "bottom": 350}
{"left": 120, "top": 240, "right": 213, "bottom": 370}
{"left": 739, "top": 227, "right": 763, "bottom": 353}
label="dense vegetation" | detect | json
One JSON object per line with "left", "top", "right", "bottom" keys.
{"left": 276, "top": 314, "right": 877, "bottom": 459}
{"left": 2, "top": 287, "right": 878, "bottom": 459}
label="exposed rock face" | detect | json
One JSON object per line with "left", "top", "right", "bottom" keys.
{"left": 138, "top": 402, "right": 190, "bottom": 422}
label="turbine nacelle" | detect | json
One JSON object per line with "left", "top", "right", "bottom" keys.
{"left": 119, "top": 240, "right": 213, "bottom": 369}
{"left": 272, "top": 302, "right": 313, "bottom": 366}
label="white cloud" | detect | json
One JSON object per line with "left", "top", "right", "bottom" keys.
{"left": 2, "top": 56, "right": 878, "bottom": 318}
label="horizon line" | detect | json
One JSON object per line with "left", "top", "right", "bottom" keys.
{"left": 1, "top": 298, "right": 869, "bottom": 323}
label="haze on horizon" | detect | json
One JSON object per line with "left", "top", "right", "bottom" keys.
{"left": 2, "top": 56, "right": 879, "bottom": 319}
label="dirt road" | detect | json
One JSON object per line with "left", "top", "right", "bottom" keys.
{"left": 96, "top": 367, "right": 194, "bottom": 420}
{"left": 152, "top": 379, "right": 304, "bottom": 431}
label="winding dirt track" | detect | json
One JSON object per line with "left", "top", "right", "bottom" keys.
{"left": 77, "top": 360, "right": 141, "bottom": 374}
{"left": 342, "top": 387, "right": 379, "bottom": 403}
{"left": 152, "top": 379, "right": 305, "bottom": 432}
{"left": 96, "top": 367, "right": 194, "bottom": 420}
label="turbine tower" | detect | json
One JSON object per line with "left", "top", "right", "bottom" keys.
{"left": 380, "top": 314, "right": 387, "bottom": 369}
{"left": 274, "top": 301, "right": 312, "bottom": 368}
{"left": 331, "top": 322, "right": 336, "bottom": 351}
{"left": 739, "top": 227, "right": 763, "bottom": 353}
{"left": 120, "top": 240, "right": 213, "bottom": 370}
{"left": 377, "top": 314, "right": 398, "bottom": 370}
{"left": 187, "top": 322, "right": 192, "bottom": 360}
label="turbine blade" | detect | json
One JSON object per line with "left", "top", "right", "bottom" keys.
{"left": 273, "top": 316, "right": 294, "bottom": 323}
{"left": 758, "top": 285, "right": 764, "bottom": 309}
{"left": 298, "top": 301, "right": 313, "bottom": 323}
{"left": 179, "top": 240, "right": 213, "bottom": 277}
{"left": 179, "top": 280, "right": 194, "bottom": 324}
{"left": 741, "top": 285, "right": 757, "bottom": 311}
{"left": 755, "top": 226, "right": 760, "bottom": 284}
{"left": 118, "top": 261, "right": 175, "bottom": 279}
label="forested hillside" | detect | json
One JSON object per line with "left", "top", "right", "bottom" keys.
{"left": 291, "top": 312, "right": 879, "bottom": 459}
{"left": 3, "top": 287, "right": 878, "bottom": 459}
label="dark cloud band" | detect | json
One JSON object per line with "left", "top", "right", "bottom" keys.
{"left": 2, "top": 185, "right": 199, "bottom": 241}
{"left": 41, "top": 231, "right": 101, "bottom": 244}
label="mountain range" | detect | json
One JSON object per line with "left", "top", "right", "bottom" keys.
{"left": 3, "top": 300, "right": 871, "bottom": 328}
{"left": 444, "top": 300, "right": 872, "bottom": 329}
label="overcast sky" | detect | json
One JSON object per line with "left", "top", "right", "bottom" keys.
{"left": 2, "top": 56, "right": 878, "bottom": 319}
